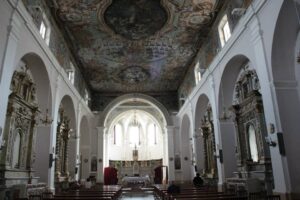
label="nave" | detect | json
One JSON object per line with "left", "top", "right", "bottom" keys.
{"left": 1, "top": 0, "right": 300, "bottom": 199}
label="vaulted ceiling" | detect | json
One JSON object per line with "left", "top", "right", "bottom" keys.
{"left": 47, "top": 0, "right": 218, "bottom": 95}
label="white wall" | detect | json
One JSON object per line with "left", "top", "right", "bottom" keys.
{"left": 0, "top": 0, "right": 94, "bottom": 190}
{"left": 176, "top": 0, "right": 296, "bottom": 197}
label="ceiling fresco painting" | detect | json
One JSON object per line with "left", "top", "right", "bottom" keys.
{"left": 48, "top": 0, "right": 216, "bottom": 93}
{"left": 104, "top": 0, "right": 168, "bottom": 40}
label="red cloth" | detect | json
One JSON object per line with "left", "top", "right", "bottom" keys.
{"left": 154, "top": 166, "right": 162, "bottom": 184}
{"left": 104, "top": 167, "right": 118, "bottom": 185}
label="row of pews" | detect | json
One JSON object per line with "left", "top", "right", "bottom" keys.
{"left": 17, "top": 185, "right": 122, "bottom": 200}
{"left": 153, "top": 184, "right": 281, "bottom": 200}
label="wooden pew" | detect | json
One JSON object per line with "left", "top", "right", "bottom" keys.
{"left": 153, "top": 184, "right": 245, "bottom": 200}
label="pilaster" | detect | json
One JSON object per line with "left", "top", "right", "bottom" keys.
{"left": 248, "top": 10, "right": 291, "bottom": 194}
{"left": 96, "top": 126, "right": 106, "bottom": 183}
{"left": 0, "top": 6, "right": 22, "bottom": 143}
{"left": 165, "top": 125, "right": 175, "bottom": 182}
{"left": 208, "top": 74, "right": 225, "bottom": 189}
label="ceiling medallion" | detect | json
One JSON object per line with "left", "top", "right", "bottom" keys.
{"left": 118, "top": 66, "right": 150, "bottom": 84}
{"left": 103, "top": 0, "right": 168, "bottom": 40}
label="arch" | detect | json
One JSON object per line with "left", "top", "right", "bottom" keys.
{"left": 60, "top": 95, "right": 77, "bottom": 129}
{"left": 193, "top": 93, "right": 211, "bottom": 177}
{"left": 271, "top": 0, "right": 300, "bottom": 193}
{"left": 12, "top": 129, "right": 22, "bottom": 168}
{"left": 100, "top": 93, "right": 173, "bottom": 127}
{"left": 19, "top": 53, "right": 53, "bottom": 117}
{"left": 104, "top": 109, "right": 165, "bottom": 167}
{"left": 14, "top": 53, "right": 53, "bottom": 183}
{"left": 217, "top": 54, "right": 250, "bottom": 179}
{"left": 59, "top": 95, "right": 77, "bottom": 179}
{"left": 180, "top": 114, "right": 193, "bottom": 181}
{"left": 272, "top": 1, "right": 299, "bottom": 81}
{"left": 218, "top": 54, "right": 250, "bottom": 113}
{"left": 107, "top": 109, "right": 164, "bottom": 134}
{"left": 194, "top": 94, "right": 210, "bottom": 130}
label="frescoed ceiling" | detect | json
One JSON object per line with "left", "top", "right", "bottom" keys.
{"left": 47, "top": 0, "right": 218, "bottom": 94}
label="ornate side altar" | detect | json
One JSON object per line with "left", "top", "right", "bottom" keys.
{"left": 0, "top": 67, "right": 40, "bottom": 198}
{"left": 226, "top": 68, "right": 273, "bottom": 194}
{"left": 200, "top": 105, "right": 218, "bottom": 184}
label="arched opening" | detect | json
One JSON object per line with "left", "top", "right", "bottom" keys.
{"left": 194, "top": 94, "right": 218, "bottom": 184}
{"left": 100, "top": 94, "right": 173, "bottom": 184}
{"left": 272, "top": 0, "right": 300, "bottom": 193}
{"left": 20, "top": 53, "right": 53, "bottom": 184}
{"left": 247, "top": 124, "right": 258, "bottom": 163}
{"left": 218, "top": 55, "right": 249, "bottom": 180}
{"left": 180, "top": 114, "right": 193, "bottom": 182}
{"left": 103, "top": 97, "right": 168, "bottom": 185}
{"left": 0, "top": 53, "right": 52, "bottom": 186}
{"left": 55, "top": 95, "right": 77, "bottom": 185}
{"left": 220, "top": 56, "right": 273, "bottom": 193}
{"left": 12, "top": 129, "right": 22, "bottom": 169}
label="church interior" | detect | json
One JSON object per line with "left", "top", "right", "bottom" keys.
{"left": 0, "top": 0, "right": 300, "bottom": 199}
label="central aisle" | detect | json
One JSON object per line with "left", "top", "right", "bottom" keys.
{"left": 120, "top": 191, "right": 156, "bottom": 200}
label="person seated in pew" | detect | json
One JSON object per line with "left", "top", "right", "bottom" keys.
{"left": 193, "top": 173, "right": 204, "bottom": 187}
{"left": 167, "top": 181, "right": 180, "bottom": 194}
{"left": 85, "top": 178, "right": 92, "bottom": 189}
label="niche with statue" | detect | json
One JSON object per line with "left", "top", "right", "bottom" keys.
{"left": 55, "top": 107, "right": 72, "bottom": 186}
{"left": 200, "top": 104, "right": 218, "bottom": 181}
{"left": 0, "top": 66, "right": 40, "bottom": 187}
{"left": 227, "top": 66, "right": 273, "bottom": 194}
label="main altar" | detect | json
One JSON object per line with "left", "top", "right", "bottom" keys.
{"left": 109, "top": 146, "right": 162, "bottom": 185}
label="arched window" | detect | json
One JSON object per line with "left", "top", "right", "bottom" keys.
{"left": 129, "top": 125, "right": 140, "bottom": 147}
{"left": 248, "top": 124, "right": 258, "bottom": 162}
{"left": 113, "top": 124, "right": 122, "bottom": 146}
{"left": 12, "top": 130, "right": 22, "bottom": 168}
{"left": 218, "top": 15, "right": 231, "bottom": 47}
{"left": 148, "top": 123, "right": 157, "bottom": 145}
{"left": 194, "top": 62, "right": 202, "bottom": 85}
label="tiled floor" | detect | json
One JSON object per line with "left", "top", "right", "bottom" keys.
{"left": 120, "top": 191, "right": 156, "bottom": 200}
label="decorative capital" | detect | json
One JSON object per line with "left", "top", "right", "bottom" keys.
{"left": 165, "top": 126, "right": 175, "bottom": 132}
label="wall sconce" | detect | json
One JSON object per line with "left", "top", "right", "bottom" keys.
{"left": 98, "top": 158, "right": 102, "bottom": 163}
{"left": 49, "top": 153, "right": 57, "bottom": 168}
{"left": 269, "top": 123, "right": 275, "bottom": 134}
{"left": 265, "top": 136, "right": 276, "bottom": 147}
{"left": 184, "top": 156, "right": 188, "bottom": 161}
{"left": 215, "top": 149, "right": 223, "bottom": 163}
{"left": 277, "top": 132, "right": 285, "bottom": 156}
{"left": 297, "top": 50, "right": 300, "bottom": 63}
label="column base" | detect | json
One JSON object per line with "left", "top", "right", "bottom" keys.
{"left": 218, "top": 183, "right": 225, "bottom": 192}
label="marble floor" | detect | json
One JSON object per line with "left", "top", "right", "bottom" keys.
{"left": 120, "top": 191, "right": 156, "bottom": 200}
